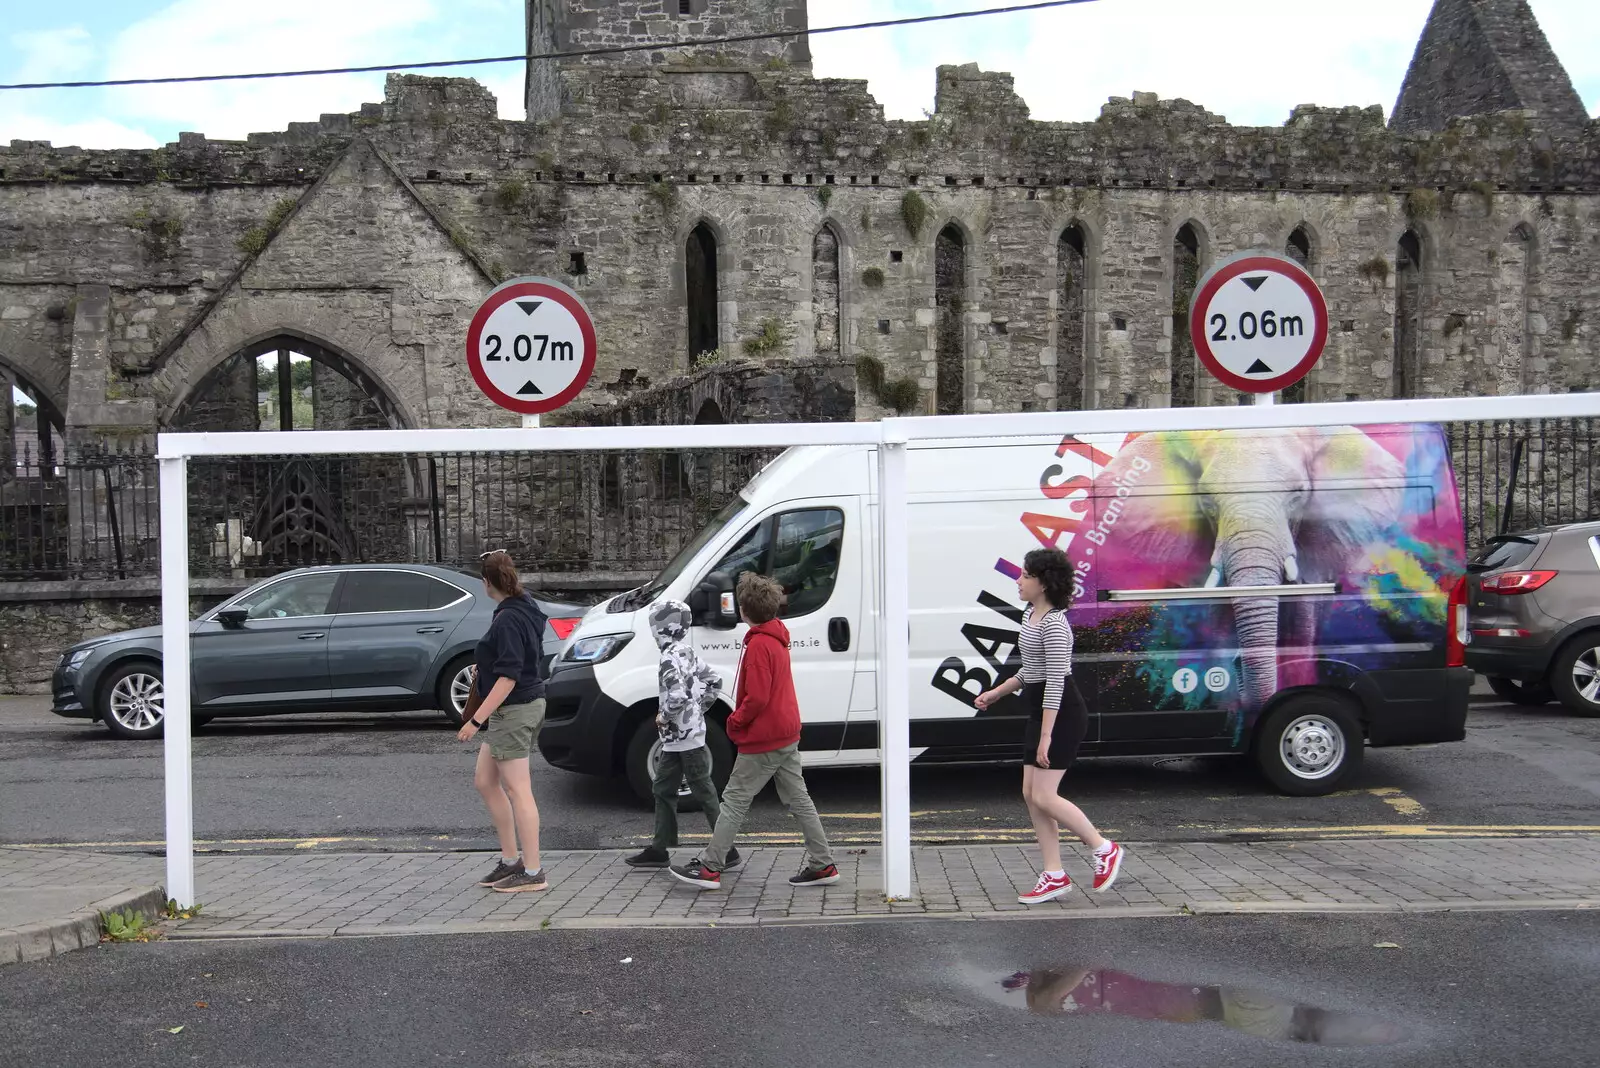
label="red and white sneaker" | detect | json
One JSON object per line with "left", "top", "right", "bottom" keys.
{"left": 1092, "top": 841, "right": 1125, "bottom": 892}
{"left": 1018, "top": 871, "right": 1072, "bottom": 904}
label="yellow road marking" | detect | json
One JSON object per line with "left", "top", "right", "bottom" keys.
{"left": 1367, "top": 788, "right": 1427, "bottom": 818}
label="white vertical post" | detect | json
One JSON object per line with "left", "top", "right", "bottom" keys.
{"left": 158, "top": 454, "right": 195, "bottom": 908}
{"left": 522, "top": 414, "right": 542, "bottom": 429}
{"left": 876, "top": 432, "right": 912, "bottom": 899}
{"left": 1255, "top": 391, "right": 1276, "bottom": 406}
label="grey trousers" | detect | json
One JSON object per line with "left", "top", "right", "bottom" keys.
{"left": 702, "top": 743, "right": 833, "bottom": 871}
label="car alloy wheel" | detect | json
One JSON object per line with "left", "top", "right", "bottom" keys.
{"left": 450, "top": 664, "right": 475, "bottom": 716}
{"left": 109, "top": 671, "right": 165, "bottom": 732}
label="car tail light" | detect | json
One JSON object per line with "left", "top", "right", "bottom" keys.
{"left": 549, "top": 617, "right": 581, "bottom": 641}
{"left": 1447, "top": 577, "right": 1467, "bottom": 668}
{"left": 1478, "top": 570, "right": 1557, "bottom": 594}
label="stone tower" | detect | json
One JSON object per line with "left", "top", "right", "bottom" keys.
{"left": 1390, "top": 0, "right": 1589, "bottom": 134}
{"left": 526, "top": 0, "right": 812, "bottom": 120}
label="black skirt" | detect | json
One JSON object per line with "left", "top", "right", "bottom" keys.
{"left": 1022, "top": 677, "right": 1088, "bottom": 770}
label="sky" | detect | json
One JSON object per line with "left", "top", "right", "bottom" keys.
{"left": 1, "top": 1, "right": 1596, "bottom": 150}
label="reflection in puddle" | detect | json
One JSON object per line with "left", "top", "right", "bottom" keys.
{"left": 994, "top": 966, "right": 1407, "bottom": 1047}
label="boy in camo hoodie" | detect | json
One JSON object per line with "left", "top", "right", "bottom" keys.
{"left": 623, "top": 600, "right": 739, "bottom": 870}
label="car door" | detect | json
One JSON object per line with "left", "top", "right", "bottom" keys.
{"left": 191, "top": 571, "right": 340, "bottom": 708}
{"left": 326, "top": 569, "right": 475, "bottom": 700}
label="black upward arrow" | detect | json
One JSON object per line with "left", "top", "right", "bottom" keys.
{"left": 1242, "top": 276, "right": 1268, "bottom": 292}
{"left": 1246, "top": 359, "right": 1273, "bottom": 374}
{"left": 516, "top": 381, "right": 543, "bottom": 395}
{"left": 517, "top": 300, "right": 543, "bottom": 315}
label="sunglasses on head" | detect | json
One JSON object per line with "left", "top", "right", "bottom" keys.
{"left": 480, "top": 549, "right": 508, "bottom": 560}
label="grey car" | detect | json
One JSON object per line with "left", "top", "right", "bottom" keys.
{"left": 1465, "top": 520, "right": 1600, "bottom": 716}
{"left": 51, "top": 564, "right": 588, "bottom": 739}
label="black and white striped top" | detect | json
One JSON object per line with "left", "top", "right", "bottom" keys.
{"left": 1018, "top": 605, "right": 1073, "bottom": 713}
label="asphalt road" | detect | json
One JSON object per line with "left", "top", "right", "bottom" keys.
{"left": 2, "top": 910, "right": 1595, "bottom": 1067}
{"left": 4, "top": 695, "right": 1600, "bottom": 853}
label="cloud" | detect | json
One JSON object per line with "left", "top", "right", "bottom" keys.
{"left": 9, "top": 25, "right": 96, "bottom": 82}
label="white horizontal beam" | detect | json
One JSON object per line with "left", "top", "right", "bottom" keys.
{"left": 884, "top": 392, "right": 1593, "bottom": 443}
{"left": 157, "top": 420, "right": 883, "bottom": 459}
{"left": 157, "top": 393, "right": 1599, "bottom": 460}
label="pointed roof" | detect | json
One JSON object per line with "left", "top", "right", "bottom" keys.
{"left": 1390, "top": 0, "right": 1588, "bottom": 134}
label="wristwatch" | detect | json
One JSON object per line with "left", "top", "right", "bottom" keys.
{"left": 470, "top": 718, "right": 488, "bottom": 730}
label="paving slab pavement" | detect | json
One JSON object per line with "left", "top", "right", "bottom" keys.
{"left": 0, "top": 847, "right": 167, "bottom": 964}
{"left": 5, "top": 834, "right": 1598, "bottom": 955}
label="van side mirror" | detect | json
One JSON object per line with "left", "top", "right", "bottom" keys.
{"left": 690, "top": 573, "right": 738, "bottom": 629}
{"left": 218, "top": 607, "right": 249, "bottom": 629}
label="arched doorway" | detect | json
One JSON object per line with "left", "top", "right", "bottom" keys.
{"left": 1057, "top": 223, "right": 1088, "bottom": 411}
{"left": 1170, "top": 222, "right": 1203, "bottom": 407}
{"left": 1, "top": 368, "right": 65, "bottom": 480}
{"left": 1394, "top": 231, "right": 1425, "bottom": 398}
{"left": 170, "top": 334, "right": 412, "bottom": 574}
{"left": 935, "top": 224, "right": 966, "bottom": 415}
{"left": 686, "top": 222, "right": 720, "bottom": 366}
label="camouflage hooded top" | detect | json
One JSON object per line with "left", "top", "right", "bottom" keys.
{"left": 649, "top": 600, "right": 723, "bottom": 753}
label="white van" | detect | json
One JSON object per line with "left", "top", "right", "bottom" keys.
{"left": 538, "top": 424, "right": 1470, "bottom": 799}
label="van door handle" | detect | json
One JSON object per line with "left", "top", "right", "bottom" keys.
{"left": 828, "top": 617, "right": 850, "bottom": 652}
{"left": 297, "top": 632, "right": 325, "bottom": 640}
{"left": 416, "top": 626, "right": 445, "bottom": 634}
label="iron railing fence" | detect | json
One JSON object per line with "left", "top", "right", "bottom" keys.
{"left": 1445, "top": 417, "right": 1599, "bottom": 554}
{"left": 3, "top": 419, "right": 1596, "bottom": 581}
{"left": 0, "top": 442, "right": 777, "bottom": 581}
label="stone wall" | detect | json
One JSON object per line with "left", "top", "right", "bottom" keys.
{"left": 0, "top": 582, "right": 233, "bottom": 694}
{"left": 4, "top": 32, "right": 1598, "bottom": 444}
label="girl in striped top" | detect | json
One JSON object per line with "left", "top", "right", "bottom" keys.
{"left": 975, "top": 547, "right": 1125, "bottom": 904}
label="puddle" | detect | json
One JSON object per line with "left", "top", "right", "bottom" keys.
{"left": 978, "top": 965, "right": 1408, "bottom": 1047}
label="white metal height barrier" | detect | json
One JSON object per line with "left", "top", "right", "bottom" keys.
{"left": 157, "top": 391, "right": 1600, "bottom": 905}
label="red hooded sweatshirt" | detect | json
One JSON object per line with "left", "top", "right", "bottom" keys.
{"left": 726, "top": 618, "right": 801, "bottom": 754}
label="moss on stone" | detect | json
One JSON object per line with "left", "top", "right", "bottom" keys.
{"left": 901, "top": 191, "right": 928, "bottom": 239}
{"left": 861, "top": 266, "right": 884, "bottom": 289}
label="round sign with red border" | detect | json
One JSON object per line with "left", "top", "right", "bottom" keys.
{"left": 1188, "top": 252, "right": 1328, "bottom": 393}
{"left": 466, "top": 276, "right": 597, "bottom": 415}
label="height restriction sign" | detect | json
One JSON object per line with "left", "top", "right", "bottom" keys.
{"left": 1188, "top": 252, "right": 1328, "bottom": 394}
{"left": 466, "top": 276, "right": 597, "bottom": 415}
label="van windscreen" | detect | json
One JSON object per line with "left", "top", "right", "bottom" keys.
{"left": 1469, "top": 535, "right": 1539, "bottom": 573}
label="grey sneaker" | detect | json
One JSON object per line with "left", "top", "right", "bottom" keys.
{"left": 492, "top": 867, "right": 548, "bottom": 893}
{"left": 477, "top": 858, "right": 522, "bottom": 886}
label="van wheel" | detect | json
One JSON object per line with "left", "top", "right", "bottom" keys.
{"left": 1253, "top": 695, "right": 1363, "bottom": 796}
{"left": 624, "top": 716, "right": 733, "bottom": 810}
{"left": 1486, "top": 676, "right": 1554, "bottom": 707}
{"left": 1550, "top": 636, "right": 1600, "bottom": 718}
{"left": 436, "top": 655, "right": 474, "bottom": 726}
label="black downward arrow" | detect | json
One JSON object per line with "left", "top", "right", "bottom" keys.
{"left": 517, "top": 381, "right": 543, "bottom": 395}
{"left": 1242, "top": 276, "right": 1268, "bottom": 291}
{"left": 517, "top": 300, "right": 543, "bottom": 315}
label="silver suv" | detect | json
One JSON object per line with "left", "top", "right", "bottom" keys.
{"left": 1466, "top": 520, "right": 1600, "bottom": 716}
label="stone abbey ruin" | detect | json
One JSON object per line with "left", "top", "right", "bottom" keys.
{"left": 0, "top": 0, "right": 1596, "bottom": 688}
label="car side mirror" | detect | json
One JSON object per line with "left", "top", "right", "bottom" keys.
{"left": 690, "top": 573, "right": 738, "bottom": 629}
{"left": 218, "top": 608, "right": 249, "bottom": 629}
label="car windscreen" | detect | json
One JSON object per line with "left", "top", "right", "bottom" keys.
{"left": 1468, "top": 535, "right": 1539, "bottom": 573}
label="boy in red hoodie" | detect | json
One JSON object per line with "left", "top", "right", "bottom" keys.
{"left": 669, "top": 573, "right": 839, "bottom": 890}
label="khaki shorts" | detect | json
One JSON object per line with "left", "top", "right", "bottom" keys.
{"left": 483, "top": 699, "right": 546, "bottom": 761}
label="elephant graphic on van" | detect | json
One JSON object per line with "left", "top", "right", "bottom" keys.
{"left": 1068, "top": 425, "right": 1458, "bottom": 711}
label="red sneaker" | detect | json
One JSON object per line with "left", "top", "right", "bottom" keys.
{"left": 1092, "top": 841, "right": 1124, "bottom": 892}
{"left": 1018, "top": 871, "right": 1072, "bottom": 904}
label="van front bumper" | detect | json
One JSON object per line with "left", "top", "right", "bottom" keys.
{"left": 1356, "top": 666, "right": 1471, "bottom": 747}
{"left": 536, "top": 664, "right": 628, "bottom": 777}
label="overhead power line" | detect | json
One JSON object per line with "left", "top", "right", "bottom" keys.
{"left": 0, "top": 0, "right": 1099, "bottom": 91}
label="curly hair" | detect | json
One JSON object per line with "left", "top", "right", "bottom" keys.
{"left": 1023, "top": 547, "right": 1074, "bottom": 610}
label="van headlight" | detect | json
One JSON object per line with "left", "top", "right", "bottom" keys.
{"left": 563, "top": 633, "right": 633, "bottom": 665}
